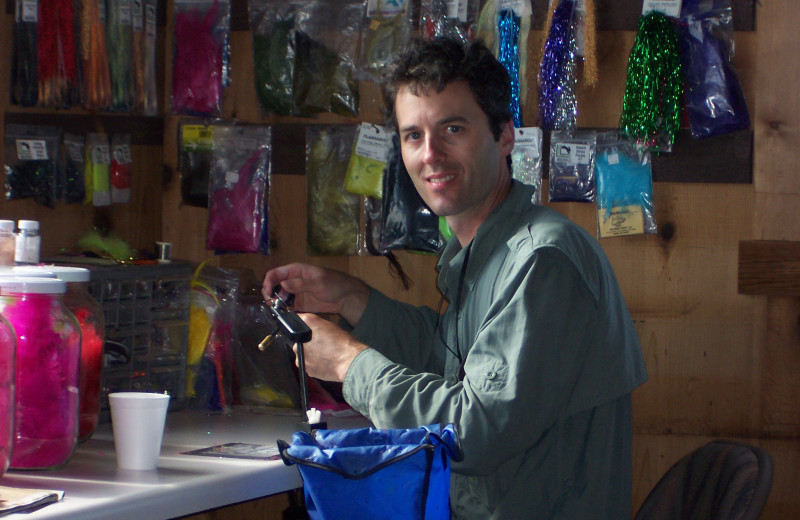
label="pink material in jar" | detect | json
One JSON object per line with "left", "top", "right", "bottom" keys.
{"left": 47, "top": 266, "right": 105, "bottom": 442}
{"left": 0, "top": 277, "right": 81, "bottom": 469}
{"left": 0, "top": 313, "right": 15, "bottom": 476}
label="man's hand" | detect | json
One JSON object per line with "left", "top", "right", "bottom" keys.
{"left": 263, "top": 263, "right": 370, "bottom": 327}
{"left": 295, "top": 313, "right": 369, "bottom": 382}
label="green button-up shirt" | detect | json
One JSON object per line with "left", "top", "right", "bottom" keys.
{"left": 344, "top": 181, "right": 647, "bottom": 519}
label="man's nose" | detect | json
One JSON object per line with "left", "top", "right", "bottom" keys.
{"left": 422, "top": 136, "right": 445, "bottom": 164}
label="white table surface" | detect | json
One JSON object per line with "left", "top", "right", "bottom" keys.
{"left": 0, "top": 408, "right": 369, "bottom": 519}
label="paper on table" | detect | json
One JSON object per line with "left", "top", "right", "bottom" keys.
{"left": 181, "top": 443, "right": 280, "bottom": 461}
{"left": 0, "top": 485, "right": 64, "bottom": 516}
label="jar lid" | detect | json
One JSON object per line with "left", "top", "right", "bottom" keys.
{"left": 17, "top": 220, "right": 39, "bottom": 231}
{"left": 0, "top": 266, "right": 56, "bottom": 278}
{"left": 0, "top": 276, "right": 66, "bottom": 294}
{"left": 0, "top": 220, "right": 14, "bottom": 231}
{"left": 41, "top": 265, "right": 90, "bottom": 283}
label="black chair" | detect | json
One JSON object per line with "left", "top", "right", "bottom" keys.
{"left": 634, "top": 440, "right": 773, "bottom": 520}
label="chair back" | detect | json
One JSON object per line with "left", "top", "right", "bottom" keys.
{"left": 634, "top": 439, "right": 773, "bottom": 520}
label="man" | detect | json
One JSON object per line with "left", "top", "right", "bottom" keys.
{"left": 264, "top": 37, "right": 647, "bottom": 519}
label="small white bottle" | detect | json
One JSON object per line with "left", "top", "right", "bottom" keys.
{"left": 0, "top": 220, "right": 15, "bottom": 266}
{"left": 15, "top": 220, "right": 41, "bottom": 265}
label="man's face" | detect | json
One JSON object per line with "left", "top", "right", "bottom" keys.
{"left": 395, "top": 81, "right": 514, "bottom": 233}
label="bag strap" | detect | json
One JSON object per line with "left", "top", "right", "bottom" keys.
{"left": 425, "top": 424, "right": 464, "bottom": 462}
{"left": 418, "top": 446, "right": 434, "bottom": 520}
{"left": 277, "top": 439, "right": 295, "bottom": 467}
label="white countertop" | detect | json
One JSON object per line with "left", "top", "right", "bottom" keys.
{"left": 0, "top": 408, "right": 369, "bottom": 519}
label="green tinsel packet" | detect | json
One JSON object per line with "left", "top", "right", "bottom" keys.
{"left": 619, "top": 11, "right": 682, "bottom": 152}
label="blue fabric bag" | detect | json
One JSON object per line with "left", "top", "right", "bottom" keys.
{"left": 278, "top": 424, "right": 462, "bottom": 520}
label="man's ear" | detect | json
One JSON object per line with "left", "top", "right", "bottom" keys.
{"left": 499, "top": 120, "right": 515, "bottom": 156}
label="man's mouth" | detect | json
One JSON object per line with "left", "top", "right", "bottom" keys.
{"left": 427, "top": 173, "right": 456, "bottom": 184}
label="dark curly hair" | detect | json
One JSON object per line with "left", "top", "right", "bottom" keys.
{"left": 381, "top": 37, "right": 513, "bottom": 141}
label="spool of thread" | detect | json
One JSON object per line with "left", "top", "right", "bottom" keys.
{"left": 155, "top": 241, "right": 172, "bottom": 263}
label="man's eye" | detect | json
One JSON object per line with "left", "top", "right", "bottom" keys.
{"left": 446, "top": 125, "right": 461, "bottom": 134}
{"left": 406, "top": 131, "right": 421, "bottom": 141}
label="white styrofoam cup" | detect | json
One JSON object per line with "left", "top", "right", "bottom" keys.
{"left": 109, "top": 392, "right": 170, "bottom": 470}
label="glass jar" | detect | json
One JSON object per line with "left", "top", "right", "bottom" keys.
{"left": 0, "top": 266, "right": 55, "bottom": 278}
{"left": 0, "top": 277, "right": 81, "bottom": 469}
{"left": 14, "top": 220, "right": 41, "bottom": 265}
{"left": 0, "top": 313, "right": 15, "bottom": 477}
{"left": 0, "top": 220, "right": 15, "bottom": 266}
{"left": 45, "top": 266, "right": 105, "bottom": 442}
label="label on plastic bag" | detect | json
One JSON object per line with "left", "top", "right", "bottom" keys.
{"left": 553, "top": 141, "right": 591, "bottom": 166}
{"left": 355, "top": 124, "right": 391, "bottom": 162}
{"left": 642, "top": 0, "right": 681, "bottom": 17}
{"left": 598, "top": 205, "right": 644, "bottom": 238}
{"left": 367, "top": 0, "right": 408, "bottom": 17}
{"left": 19, "top": 0, "right": 38, "bottom": 23}
{"left": 145, "top": 2, "right": 156, "bottom": 37}
{"left": 118, "top": 0, "right": 132, "bottom": 25}
{"left": 132, "top": 0, "right": 143, "bottom": 31}
{"left": 344, "top": 124, "right": 391, "bottom": 198}
{"left": 16, "top": 139, "right": 48, "bottom": 160}
{"left": 181, "top": 125, "right": 214, "bottom": 151}
{"left": 66, "top": 140, "right": 85, "bottom": 162}
{"left": 512, "top": 127, "right": 541, "bottom": 156}
{"left": 92, "top": 144, "right": 111, "bottom": 165}
{"left": 113, "top": 143, "right": 132, "bottom": 165}
{"left": 446, "top": 0, "right": 467, "bottom": 21}
{"left": 498, "top": 0, "right": 526, "bottom": 17}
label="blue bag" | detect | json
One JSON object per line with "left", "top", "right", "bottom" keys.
{"left": 278, "top": 424, "right": 462, "bottom": 520}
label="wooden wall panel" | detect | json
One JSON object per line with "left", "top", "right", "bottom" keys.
{"left": 751, "top": 3, "right": 800, "bottom": 443}
{"left": 5, "top": 1, "right": 800, "bottom": 517}
{"left": 761, "top": 297, "right": 800, "bottom": 437}
{"left": 753, "top": 4, "right": 800, "bottom": 198}
{"left": 600, "top": 183, "right": 761, "bottom": 436}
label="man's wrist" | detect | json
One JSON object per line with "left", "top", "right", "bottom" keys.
{"left": 339, "top": 281, "right": 371, "bottom": 327}
{"left": 338, "top": 341, "right": 370, "bottom": 382}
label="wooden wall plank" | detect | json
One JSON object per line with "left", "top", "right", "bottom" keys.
{"left": 761, "top": 297, "right": 800, "bottom": 437}
{"left": 752, "top": 2, "right": 800, "bottom": 198}
{"left": 4, "top": 112, "right": 164, "bottom": 146}
{"left": 738, "top": 240, "right": 800, "bottom": 296}
{"left": 652, "top": 130, "right": 753, "bottom": 183}
{"left": 552, "top": 183, "right": 763, "bottom": 436}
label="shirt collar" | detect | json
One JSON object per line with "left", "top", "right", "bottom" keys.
{"left": 437, "top": 180, "right": 535, "bottom": 293}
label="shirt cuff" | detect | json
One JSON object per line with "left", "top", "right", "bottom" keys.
{"left": 342, "top": 347, "right": 394, "bottom": 414}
